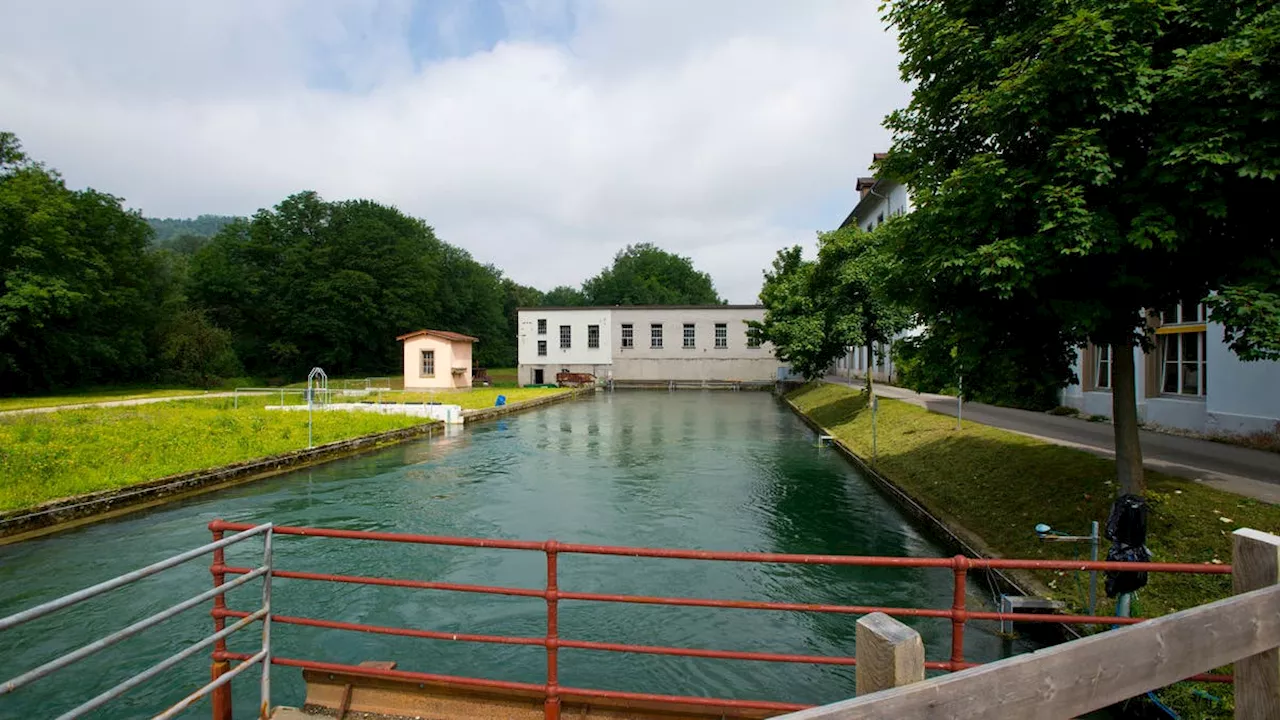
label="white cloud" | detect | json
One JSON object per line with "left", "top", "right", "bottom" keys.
{"left": 0, "top": 0, "right": 908, "bottom": 302}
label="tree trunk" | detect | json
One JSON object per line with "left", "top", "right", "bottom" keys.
{"left": 866, "top": 342, "right": 875, "bottom": 396}
{"left": 1111, "top": 344, "right": 1145, "bottom": 497}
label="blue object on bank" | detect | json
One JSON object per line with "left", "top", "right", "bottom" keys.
{"left": 495, "top": 395, "right": 507, "bottom": 407}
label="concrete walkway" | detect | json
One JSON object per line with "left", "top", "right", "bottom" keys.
{"left": 825, "top": 376, "right": 1280, "bottom": 503}
{"left": 0, "top": 392, "right": 237, "bottom": 416}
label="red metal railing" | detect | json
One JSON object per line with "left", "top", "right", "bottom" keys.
{"left": 207, "top": 520, "right": 1233, "bottom": 719}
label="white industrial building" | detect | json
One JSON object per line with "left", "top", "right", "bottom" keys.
{"left": 516, "top": 306, "right": 780, "bottom": 387}
{"left": 1063, "top": 304, "right": 1280, "bottom": 436}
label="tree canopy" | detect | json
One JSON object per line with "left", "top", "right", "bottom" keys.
{"left": 583, "top": 243, "right": 723, "bottom": 305}
{"left": 880, "top": 0, "right": 1280, "bottom": 495}
{"left": 146, "top": 215, "right": 239, "bottom": 244}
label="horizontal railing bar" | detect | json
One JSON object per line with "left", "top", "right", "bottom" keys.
{"left": 560, "top": 590, "right": 955, "bottom": 618}
{"left": 560, "top": 638, "right": 858, "bottom": 665}
{"left": 218, "top": 564, "right": 545, "bottom": 598}
{"left": 52, "top": 609, "right": 266, "bottom": 720}
{"left": 207, "top": 521, "right": 1231, "bottom": 574}
{"left": 0, "top": 523, "right": 271, "bottom": 632}
{"left": 2, "top": 567, "right": 267, "bottom": 696}
{"left": 217, "top": 608, "right": 545, "bottom": 647}
{"left": 561, "top": 685, "right": 811, "bottom": 712}
{"left": 215, "top": 651, "right": 546, "bottom": 694}
{"left": 155, "top": 648, "right": 267, "bottom": 720}
{"left": 210, "top": 521, "right": 544, "bottom": 551}
{"left": 965, "top": 610, "right": 1143, "bottom": 625}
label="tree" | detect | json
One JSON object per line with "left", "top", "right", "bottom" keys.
{"left": 881, "top": 0, "right": 1280, "bottom": 496}
{"left": 752, "top": 227, "right": 910, "bottom": 382}
{"left": 542, "top": 285, "right": 588, "bottom": 306}
{"left": 0, "top": 132, "right": 156, "bottom": 392}
{"left": 583, "top": 243, "right": 723, "bottom": 305}
{"left": 159, "top": 309, "right": 240, "bottom": 388}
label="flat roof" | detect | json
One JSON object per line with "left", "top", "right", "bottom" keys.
{"left": 517, "top": 304, "right": 764, "bottom": 311}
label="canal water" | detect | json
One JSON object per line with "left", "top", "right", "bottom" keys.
{"left": 0, "top": 391, "right": 1034, "bottom": 718}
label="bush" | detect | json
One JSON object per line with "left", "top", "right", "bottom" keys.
{"left": 159, "top": 310, "right": 241, "bottom": 388}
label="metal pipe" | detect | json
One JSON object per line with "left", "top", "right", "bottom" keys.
{"left": 545, "top": 541, "right": 560, "bottom": 720}
{"left": 1, "top": 567, "right": 266, "bottom": 695}
{"left": 155, "top": 648, "right": 268, "bottom": 720}
{"left": 52, "top": 610, "right": 265, "bottom": 720}
{"left": 217, "top": 565, "right": 546, "bottom": 598}
{"left": 259, "top": 527, "right": 274, "bottom": 719}
{"left": 0, "top": 524, "right": 271, "bottom": 631}
{"left": 950, "top": 555, "right": 968, "bottom": 670}
{"left": 1088, "top": 520, "right": 1099, "bottom": 617}
{"left": 217, "top": 609, "right": 546, "bottom": 646}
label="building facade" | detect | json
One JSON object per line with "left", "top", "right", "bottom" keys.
{"left": 1063, "top": 304, "right": 1280, "bottom": 436}
{"left": 516, "top": 306, "right": 779, "bottom": 386}
{"left": 398, "top": 329, "right": 477, "bottom": 389}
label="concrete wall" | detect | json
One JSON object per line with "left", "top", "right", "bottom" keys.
{"left": 403, "top": 335, "right": 471, "bottom": 389}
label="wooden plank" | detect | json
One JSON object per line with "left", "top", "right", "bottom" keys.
{"left": 1234, "top": 529, "right": 1280, "bottom": 720}
{"left": 856, "top": 612, "right": 924, "bottom": 695}
{"left": 775, "top": 584, "right": 1280, "bottom": 720}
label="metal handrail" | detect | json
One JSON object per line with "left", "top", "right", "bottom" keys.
{"left": 0, "top": 523, "right": 274, "bottom": 719}
{"left": 208, "top": 519, "right": 1235, "bottom": 720}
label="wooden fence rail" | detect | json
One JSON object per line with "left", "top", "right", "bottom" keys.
{"left": 782, "top": 528, "right": 1280, "bottom": 720}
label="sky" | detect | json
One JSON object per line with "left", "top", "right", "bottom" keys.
{"left": 0, "top": 0, "right": 910, "bottom": 303}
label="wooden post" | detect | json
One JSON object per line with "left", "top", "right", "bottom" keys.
{"left": 856, "top": 612, "right": 925, "bottom": 695}
{"left": 1233, "top": 528, "right": 1280, "bottom": 720}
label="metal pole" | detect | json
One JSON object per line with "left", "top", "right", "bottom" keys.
{"left": 950, "top": 556, "right": 968, "bottom": 671}
{"left": 308, "top": 388, "right": 313, "bottom": 449}
{"left": 1088, "top": 521, "right": 1099, "bottom": 617}
{"left": 234, "top": 390, "right": 238, "bottom": 410}
{"left": 211, "top": 530, "right": 232, "bottom": 720}
{"left": 259, "top": 528, "right": 273, "bottom": 718}
{"left": 544, "top": 541, "right": 561, "bottom": 720}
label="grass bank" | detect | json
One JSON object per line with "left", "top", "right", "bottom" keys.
{"left": 0, "top": 388, "right": 206, "bottom": 412}
{"left": 0, "top": 397, "right": 432, "bottom": 513}
{"left": 394, "top": 386, "right": 567, "bottom": 409}
{"left": 787, "top": 382, "right": 1279, "bottom": 717}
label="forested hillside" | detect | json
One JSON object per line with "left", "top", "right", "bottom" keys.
{"left": 1, "top": 131, "right": 727, "bottom": 394}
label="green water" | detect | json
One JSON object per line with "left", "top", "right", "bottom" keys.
{"left": 0, "top": 391, "right": 1035, "bottom": 718}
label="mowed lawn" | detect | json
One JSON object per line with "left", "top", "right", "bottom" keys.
{"left": 0, "top": 397, "right": 434, "bottom": 513}
{"left": 395, "top": 386, "right": 569, "bottom": 409}
{"left": 0, "top": 388, "right": 205, "bottom": 413}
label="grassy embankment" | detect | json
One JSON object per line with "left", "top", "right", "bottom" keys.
{"left": 787, "top": 382, "right": 1279, "bottom": 717}
{"left": 0, "top": 396, "right": 434, "bottom": 514}
{"left": 0, "top": 388, "right": 206, "bottom": 412}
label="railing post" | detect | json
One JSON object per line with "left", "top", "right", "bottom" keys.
{"left": 1233, "top": 528, "right": 1280, "bottom": 720}
{"left": 258, "top": 527, "right": 273, "bottom": 719}
{"left": 210, "top": 527, "right": 233, "bottom": 720}
{"left": 856, "top": 612, "right": 924, "bottom": 695}
{"left": 950, "top": 555, "right": 968, "bottom": 671}
{"left": 544, "top": 541, "right": 561, "bottom": 720}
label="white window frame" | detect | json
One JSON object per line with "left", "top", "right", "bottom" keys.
{"left": 714, "top": 323, "right": 727, "bottom": 349}
{"left": 559, "top": 325, "right": 571, "bottom": 350}
{"left": 1155, "top": 302, "right": 1207, "bottom": 397}
{"left": 420, "top": 350, "right": 435, "bottom": 377}
{"left": 651, "top": 323, "right": 663, "bottom": 349}
{"left": 1095, "top": 345, "right": 1111, "bottom": 389}
{"left": 683, "top": 323, "right": 695, "bottom": 349}
{"left": 621, "top": 324, "right": 634, "bottom": 349}
{"left": 588, "top": 325, "right": 600, "bottom": 349}
{"left": 537, "top": 340, "right": 547, "bottom": 357}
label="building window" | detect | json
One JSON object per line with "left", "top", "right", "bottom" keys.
{"left": 537, "top": 319, "right": 547, "bottom": 335}
{"left": 621, "top": 324, "right": 634, "bottom": 348}
{"left": 537, "top": 340, "right": 547, "bottom": 357}
{"left": 715, "top": 323, "right": 727, "bottom": 349}
{"left": 746, "top": 330, "right": 761, "bottom": 349}
{"left": 651, "top": 324, "right": 663, "bottom": 349}
{"left": 588, "top": 325, "right": 600, "bottom": 349}
{"left": 683, "top": 323, "right": 695, "bottom": 349}
{"left": 1157, "top": 302, "right": 1207, "bottom": 396}
{"left": 420, "top": 350, "right": 435, "bottom": 377}
{"left": 559, "top": 325, "right": 571, "bottom": 349}
{"left": 1095, "top": 345, "right": 1111, "bottom": 389}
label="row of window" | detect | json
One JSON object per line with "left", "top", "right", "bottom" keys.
{"left": 535, "top": 321, "right": 760, "bottom": 354}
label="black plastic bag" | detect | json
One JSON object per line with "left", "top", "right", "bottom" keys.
{"left": 1104, "top": 542, "right": 1151, "bottom": 597}
{"left": 1105, "top": 494, "right": 1148, "bottom": 547}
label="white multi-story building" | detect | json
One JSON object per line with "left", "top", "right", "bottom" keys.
{"left": 516, "top": 306, "right": 780, "bottom": 386}
{"left": 830, "top": 154, "right": 916, "bottom": 384}
{"left": 1063, "top": 303, "right": 1280, "bottom": 436}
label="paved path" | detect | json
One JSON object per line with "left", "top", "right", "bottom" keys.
{"left": 0, "top": 392, "right": 238, "bottom": 416}
{"left": 825, "top": 376, "right": 1280, "bottom": 503}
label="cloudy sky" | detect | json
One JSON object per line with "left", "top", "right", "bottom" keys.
{"left": 0, "top": 0, "right": 909, "bottom": 303}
